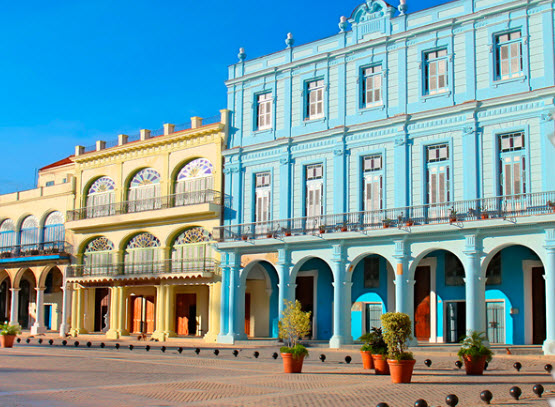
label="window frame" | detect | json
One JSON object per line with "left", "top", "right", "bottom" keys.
{"left": 304, "top": 79, "right": 325, "bottom": 121}
{"left": 423, "top": 48, "right": 449, "bottom": 96}
{"left": 255, "top": 92, "right": 273, "bottom": 131}
{"left": 360, "top": 64, "right": 383, "bottom": 109}
{"left": 494, "top": 30, "right": 523, "bottom": 82}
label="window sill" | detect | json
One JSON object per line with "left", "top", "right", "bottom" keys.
{"left": 303, "top": 117, "right": 326, "bottom": 125}
{"left": 253, "top": 128, "right": 273, "bottom": 135}
{"left": 359, "top": 103, "right": 385, "bottom": 114}
{"left": 421, "top": 89, "right": 451, "bottom": 102}
{"left": 492, "top": 74, "right": 526, "bottom": 87}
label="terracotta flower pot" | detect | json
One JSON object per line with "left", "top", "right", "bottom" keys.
{"left": 481, "top": 214, "right": 489, "bottom": 220}
{"left": 0, "top": 334, "right": 16, "bottom": 348}
{"left": 281, "top": 353, "right": 305, "bottom": 373}
{"left": 372, "top": 354, "right": 390, "bottom": 375}
{"left": 387, "top": 359, "right": 416, "bottom": 383}
{"left": 361, "top": 351, "right": 374, "bottom": 370}
{"left": 462, "top": 355, "right": 487, "bottom": 375}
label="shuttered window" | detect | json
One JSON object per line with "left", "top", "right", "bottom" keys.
{"left": 256, "top": 93, "right": 272, "bottom": 130}
{"left": 363, "top": 155, "right": 383, "bottom": 212}
{"left": 306, "top": 165, "right": 324, "bottom": 226}
{"left": 426, "top": 144, "right": 450, "bottom": 205}
{"left": 255, "top": 172, "right": 271, "bottom": 224}
{"left": 306, "top": 80, "right": 324, "bottom": 120}
{"left": 499, "top": 132, "right": 526, "bottom": 196}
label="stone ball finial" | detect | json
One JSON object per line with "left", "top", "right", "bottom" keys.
{"left": 338, "top": 16, "right": 348, "bottom": 32}
{"left": 398, "top": 0, "right": 408, "bottom": 15}
{"left": 285, "top": 32, "right": 294, "bottom": 48}
{"left": 238, "top": 47, "right": 246, "bottom": 62}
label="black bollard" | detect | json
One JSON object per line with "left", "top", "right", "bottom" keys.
{"left": 178, "top": 347, "right": 183, "bottom": 354}
{"left": 195, "top": 347, "right": 200, "bottom": 355}
{"left": 16, "top": 338, "right": 21, "bottom": 343}
{"left": 545, "top": 364, "right": 553, "bottom": 373}
{"left": 115, "top": 343, "right": 120, "bottom": 350}
{"left": 513, "top": 362, "right": 522, "bottom": 372}
{"left": 253, "top": 351, "right": 259, "bottom": 359}
{"left": 445, "top": 394, "right": 459, "bottom": 407}
{"left": 414, "top": 399, "right": 428, "bottom": 407}
{"left": 509, "top": 386, "right": 522, "bottom": 401}
{"left": 38, "top": 338, "right": 43, "bottom": 344}
{"left": 145, "top": 345, "right": 150, "bottom": 351}
{"left": 161, "top": 346, "right": 166, "bottom": 353}
{"left": 86, "top": 341, "right": 92, "bottom": 348}
{"left": 100, "top": 342, "right": 105, "bottom": 348}
{"left": 484, "top": 361, "right": 488, "bottom": 370}
{"left": 345, "top": 355, "right": 352, "bottom": 364}
{"left": 213, "top": 349, "right": 219, "bottom": 356}
{"left": 48, "top": 339, "right": 53, "bottom": 345}
{"left": 376, "top": 404, "right": 389, "bottom": 407}
{"left": 424, "top": 359, "right": 432, "bottom": 367}
{"left": 319, "top": 354, "right": 326, "bottom": 362}
{"left": 232, "top": 350, "right": 239, "bottom": 357}
{"left": 272, "top": 352, "right": 278, "bottom": 360}
{"left": 74, "top": 341, "right": 79, "bottom": 347}
{"left": 128, "top": 344, "right": 134, "bottom": 351}
{"left": 532, "top": 384, "right": 544, "bottom": 398}
{"left": 480, "top": 390, "right": 493, "bottom": 405}
{"left": 26, "top": 338, "right": 30, "bottom": 344}
{"left": 62, "top": 340, "right": 67, "bottom": 346}
{"left": 455, "top": 360, "right": 462, "bottom": 369}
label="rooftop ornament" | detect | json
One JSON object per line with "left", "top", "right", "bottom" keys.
{"left": 285, "top": 33, "right": 294, "bottom": 48}
{"left": 398, "top": 0, "right": 408, "bottom": 15}
{"left": 338, "top": 16, "right": 348, "bottom": 32}
{"left": 237, "top": 48, "right": 246, "bottom": 63}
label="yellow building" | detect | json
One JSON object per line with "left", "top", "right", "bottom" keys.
{"left": 0, "top": 157, "right": 76, "bottom": 335}
{"left": 65, "top": 112, "right": 227, "bottom": 341}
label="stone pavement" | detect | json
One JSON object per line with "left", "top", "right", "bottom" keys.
{"left": 0, "top": 338, "right": 553, "bottom": 407}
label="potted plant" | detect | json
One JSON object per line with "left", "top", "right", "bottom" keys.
{"left": 449, "top": 208, "right": 457, "bottom": 224}
{"left": 359, "top": 342, "right": 374, "bottom": 370}
{"left": 382, "top": 312, "right": 415, "bottom": 383}
{"left": 548, "top": 201, "right": 555, "bottom": 212}
{"left": 318, "top": 225, "right": 326, "bottom": 234}
{"left": 405, "top": 219, "right": 414, "bottom": 227}
{"left": 457, "top": 331, "right": 493, "bottom": 375}
{"left": 382, "top": 218, "right": 393, "bottom": 229}
{"left": 0, "top": 322, "right": 21, "bottom": 348}
{"left": 284, "top": 229, "right": 292, "bottom": 236}
{"left": 338, "top": 222, "right": 348, "bottom": 232}
{"left": 359, "top": 327, "right": 389, "bottom": 375}
{"left": 278, "top": 300, "right": 311, "bottom": 373}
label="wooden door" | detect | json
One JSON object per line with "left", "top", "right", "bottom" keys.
{"left": 245, "top": 293, "right": 251, "bottom": 337}
{"left": 131, "top": 296, "right": 143, "bottom": 333}
{"left": 176, "top": 293, "right": 196, "bottom": 335}
{"left": 295, "top": 276, "right": 314, "bottom": 338}
{"left": 145, "top": 296, "right": 155, "bottom": 334}
{"left": 532, "top": 267, "right": 546, "bottom": 344}
{"left": 414, "top": 266, "right": 431, "bottom": 341}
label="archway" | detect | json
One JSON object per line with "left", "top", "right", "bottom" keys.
{"left": 349, "top": 254, "right": 395, "bottom": 341}
{"left": 483, "top": 245, "right": 545, "bottom": 345}
{"left": 18, "top": 269, "right": 37, "bottom": 329}
{"left": 127, "top": 168, "right": 161, "bottom": 212}
{"left": 293, "top": 257, "right": 334, "bottom": 340}
{"left": 41, "top": 267, "right": 63, "bottom": 331}
{"left": 0, "top": 270, "right": 11, "bottom": 321}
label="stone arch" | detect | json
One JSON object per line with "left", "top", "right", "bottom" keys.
{"left": 37, "top": 265, "right": 63, "bottom": 289}
{"left": 347, "top": 251, "right": 396, "bottom": 284}
{"left": 480, "top": 241, "right": 545, "bottom": 275}
{"left": 12, "top": 267, "right": 39, "bottom": 289}
{"left": 409, "top": 246, "right": 466, "bottom": 280}
{"left": 290, "top": 255, "right": 335, "bottom": 283}
{"left": 84, "top": 176, "right": 116, "bottom": 208}
{"left": 171, "top": 157, "right": 214, "bottom": 193}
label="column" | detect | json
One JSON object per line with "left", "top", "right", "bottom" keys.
{"left": 106, "top": 286, "right": 120, "bottom": 339}
{"left": 59, "top": 279, "right": 72, "bottom": 337}
{"left": 163, "top": 285, "right": 175, "bottom": 338}
{"left": 30, "top": 287, "right": 46, "bottom": 334}
{"left": 9, "top": 288, "right": 19, "bottom": 325}
{"left": 217, "top": 260, "right": 230, "bottom": 343}
{"left": 463, "top": 235, "right": 486, "bottom": 336}
{"left": 276, "top": 248, "right": 291, "bottom": 317}
{"left": 151, "top": 285, "right": 166, "bottom": 340}
{"left": 116, "top": 286, "right": 128, "bottom": 336}
{"left": 227, "top": 254, "right": 243, "bottom": 340}
{"left": 204, "top": 282, "right": 221, "bottom": 342}
{"left": 70, "top": 287, "right": 87, "bottom": 336}
{"left": 393, "top": 240, "right": 415, "bottom": 342}
{"left": 330, "top": 245, "right": 347, "bottom": 348}
{"left": 543, "top": 239, "right": 555, "bottom": 355}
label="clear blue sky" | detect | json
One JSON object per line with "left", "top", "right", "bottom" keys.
{"left": 0, "top": 0, "right": 448, "bottom": 194}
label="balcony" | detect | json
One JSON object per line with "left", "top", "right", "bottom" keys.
{"left": 0, "top": 241, "right": 71, "bottom": 264}
{"left": 66, "top": 258, "right": 220, "bottom": 279}
{"left": 66, "top": 190, "right": 230, "bottom": 231}
{"left": 215, "top": 191, "right": 555, "bottom": 242}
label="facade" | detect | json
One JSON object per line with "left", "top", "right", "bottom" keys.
{"left": 216, "top": 0, "right": 555, "bottom": 355}
{"left": 0, "top": 158, "right": 75, "bottom": 335}
{"left": 65, "top": 112, "right": 229, "bottom": 341}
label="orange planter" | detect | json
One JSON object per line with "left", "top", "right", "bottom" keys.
{"left": 372, "top": 354, "right": 390, "bottom": 375}
{"left": 281, "top": 353, "right": 305, "bottom": 373}
{"left": 462, "top": 355, "right": 487, "bottom": 375}
{"left": 387, "top": 359, "right": 416, "bottom": 383}
{"left": 0, "top": 334, "right": 16, "bottom": 348}
{"left": 360, "top": 351, "right": 374, "bottom": 370}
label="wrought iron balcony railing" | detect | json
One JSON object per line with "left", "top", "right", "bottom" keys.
{"left": 215, "top": 191, "right": 555, "bottom": 242}
{"left": 67, "top": 189, "right": 230, "bottom": 221}
{"left": 0, "top": 241, "right": 70, "bottom": 259}
{"left": 66, "top": 258, "right": 219, "bottom": 278}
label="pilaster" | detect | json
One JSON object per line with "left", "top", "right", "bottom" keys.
{"left": 463, "top": 234, "right": 486, "bottom": 336}
{"left": 543, "top": 229, "right": 555, "bottom": 354}
{"left": 9, "top": 288, "right": 19, "bottom": 326}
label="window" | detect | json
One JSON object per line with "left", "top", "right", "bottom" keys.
{"left": 306, "top": 80, "right": 324, "bottom": 120}
{"left": 424, "top": 49, "right": 448, "bottom": 95}
{"left": 362, "top": 65, "right": 383, "bottom": 107}
{"left": 128, "top": 168, "right": 161, "bottom": 213}
{"left": 495, "top": 31, "right": 523, "bottom": 81}
{"left": 256, "top": 93, "right": 272, "bottom": 130}
{"left": 445, "top": 252, "right": 464, "bottom": 286}
{"left": 86, "top": 176, "right": 116, "bottom": 218}
{"left": 426, "top": 144, "right": 450, "bottom": 205}
{"left": 486, "top": 252, "right": 502, "bottom": 285}
{"left": 363, "top": 257, "right": 380, "bottom": 288}
{"left": 124, "top": 233, "right": 161, "bottom": 274}
{"left": 20, "top": 216, "right": 39, "bottom": 251}
{"left": 171, "top": 227, "right": 212, "bottom": 272}
{"left": 306, "top": 164, "right": 323, "bottom": 228}
{"left": 499, "top": 132, "right": 526, "bottom": 196}
{"left": 255, "top": 172, "right": 271, "bottom": 225}
{"left": 363, "top": 155, "right": 383, "bottom": 212}
{"left": 175, "top": 158, "right": 214, "bottom": 205}
{"left": 84, "top": 237, "right": 114, "bottom": 275}
{"left": 45, "top": 181, "right": 54, "bottom": 187}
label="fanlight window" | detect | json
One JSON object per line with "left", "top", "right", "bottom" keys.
{"left": 0, "top": 219, "right": 16, "bottom": 251}
{"left": 84, "top": 237, "right": 114, "bottom": 274}
{"left": 86, "top": 177, "right": 116, "bottom": 218}
{"left": 175, "top": 159, "right": 214, "bottom": 206}
{"left": 128, "top": 169, "right": 161, "bottom": 213}
{"left": 171, "top": 227, "right": 213, "bottom": 272}
{"left": 20, "top": 216, "right": 39, "bottom": 250}
{"left": 43, "top": 211, "right": 65, "bottom": 245}
{"left": 124, "top": 233, "right": 161, "bottom": 274}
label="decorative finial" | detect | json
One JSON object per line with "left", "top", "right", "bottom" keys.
{"left": 338, "top": 16, "right": 347, "bottom": 32}
{"left": 398, "top": 0, "right": 408, "bottom": 15}
{"left": 285, "top": 32, "right": 294, "bottom": 48}
{"left": 238, "top": 47, "right": 246, "bottom": 62}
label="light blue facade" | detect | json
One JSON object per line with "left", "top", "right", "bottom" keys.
{"left": 217, "top": 0, "right": 555, "bottom": 354}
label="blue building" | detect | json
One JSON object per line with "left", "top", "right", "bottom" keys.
{"left": 216, "top": 0, "right": 555, "bottom": 354}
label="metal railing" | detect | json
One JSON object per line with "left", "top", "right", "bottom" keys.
{"left": 67, "top": 189, "right": 230, "bottom": 221}
{"left": 0, "top": 241, "right": 70, "bottom": 259}
{"left": 215, "top": 191, "right": 555, "bottom": 242}
{"left": 66, "top": 258, "right": 219, "bottom": 278}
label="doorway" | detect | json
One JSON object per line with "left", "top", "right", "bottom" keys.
{"left": 445, "top": 301, "right": 466, "bottom": 343}
{"left": 414, "top": 266, "right": 431, "bottom": 341}
{"left": 244, "top": 293, "right": 251, "bottom": 337}
{"left": 296, "top": 276, "right": 314, "bottom": 338}
{"left": 531, "top": 267, "right": 546, "bottom": 344}
{"left": 486, "top": 301, "right": 505, "bottom": 343}
{"left": 175, "top": 293, "right": 197, "bottom": 336}
{"left": 94, "top": 288, "right": 110, "bottom": 332}
{"left": 131, "top": 295, "right": 155, "bottom": 334}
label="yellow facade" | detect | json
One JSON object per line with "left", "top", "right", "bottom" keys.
{"left": 65, "top": 112, "right": 227, "bottom": 341}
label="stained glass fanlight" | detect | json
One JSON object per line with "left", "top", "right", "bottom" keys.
{"left": 88, "top": 177, "right": 116, "bottom": 194}
{"left": 125, "top": 233, "right": 161, "bottom": 274}
{"left": 172, "top": 227, "right": 213, "bottom": 272}
{"left": 126, "top": 233, "right": 161, "bottom": 249}
{"left": 84, "top": 237, "right": 114, "bottom": 271}
{"left": 130, "top": 168, "right": 161, "bottom": 188}
{"left": 174, "top": 227, "right": 211, "bottom": 245}
{"left": 175, "top": 159, "right": 214, "bottom": 205}
{"left": 0, "top": 219, "right": 16, "bottom": 249}
{"left": 85, "top": 237, "right": 115, "bottom": 252}
{"left": 177, "top": 159, "right": 213, "bottom": 181}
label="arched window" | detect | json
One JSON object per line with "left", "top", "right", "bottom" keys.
{"left": 128, "top": 169, "right": 161, "bottom": 213}
{"left": 84, "top": 237, "right": 114, "bottom": 275}
{"left": 43, "top": 211, "right": 65, "bottom": 250}
{"left": 0, "top": 219, "right": 15, "bottom": 252}
{"left": 20, "top": 216, "right": 39, "bottom": 251}
{"left": 171, "top": 227, "right": 213, "bottom": 272}
{"left": 86, "top": 177, "right": 116, "bottom": 218}
{"left": 175, "top": 159, "right": 213, "bottom": 205}
{"left": 124, "top": 233, "right": 161, "bottom": 274}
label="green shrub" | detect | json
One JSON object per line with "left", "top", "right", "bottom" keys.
{"left": 280, "top": 343, "right": 309, "bottom": 358}
{"left": 0, "top": 322, "right": 21, "bottom": 336}
{"left": 457, "top": 331, "right": 493, "bottom": 362}
{"left": 381, "top": 312, "right": 414, "bottom": 361}
{"left": 358, "top": 327, "right": 388, "bottom": 355}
